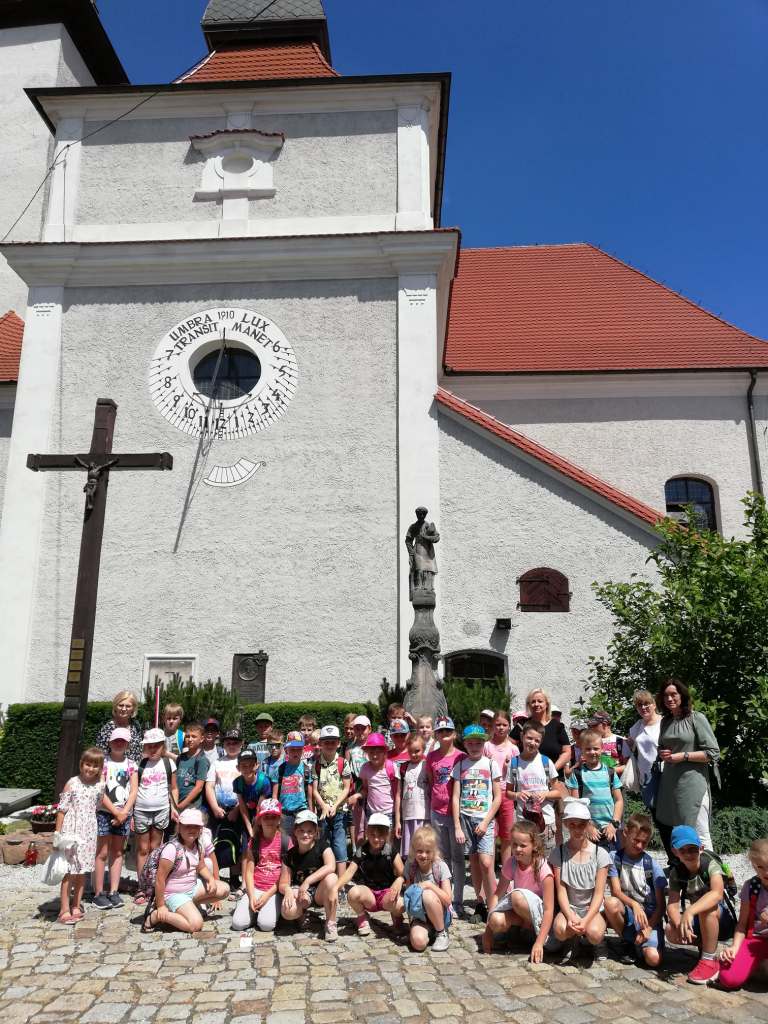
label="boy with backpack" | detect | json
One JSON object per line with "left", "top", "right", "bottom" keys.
{"left": 506, "top": 719, "right": 564, "bottom": 856}
{"left": 162, "top": 703, "right": 185, "bottom": 762}
{"left": 312, "top": 725, "right": 351, "bottom": 878}
{"left": 272, "top": 731, "right": 312, "bottom": 839}
{"left": 665, "top": 825, "right": 737, "bottom": 985}
{"left": 133, "top": 728, "right": 179, "bottom": 894}
{"left": 603, "top": 812, "right": 667, "bottom": 967}
{"left": 565, "top": 728, "right": 623, "bottom": 850}
{"left": 175, "top": 722, "right": 210, "bottom": 813}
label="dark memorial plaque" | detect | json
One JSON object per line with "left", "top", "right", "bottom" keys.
{"left": 232, "top": 650, "right": 268, "bottom": 702}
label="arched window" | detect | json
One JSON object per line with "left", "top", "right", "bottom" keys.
{"left": 444, "top": 650, "right": 506, "bottom": 681}
{"left": 517, "top": 567, "right": 570, "bottom": 612}
{"left": 664, "top": 477, "right": 717, "bottom": 531}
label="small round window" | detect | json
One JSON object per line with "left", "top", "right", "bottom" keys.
{"left": 192, "top": 346, "right": 261, "bottom": 401}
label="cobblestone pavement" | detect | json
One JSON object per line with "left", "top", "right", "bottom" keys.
{"left": 1, "top": 884, "right": 767, "bottom": 1024}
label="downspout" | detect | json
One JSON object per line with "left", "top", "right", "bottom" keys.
{"left": 747, "top": 369, "right": 764, "bottom": 496}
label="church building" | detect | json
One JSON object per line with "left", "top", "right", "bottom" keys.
{"left": 1, "top": 0, "right": 766, "bottom": 717}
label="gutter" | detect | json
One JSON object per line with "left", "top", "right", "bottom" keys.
{"left": 747, "top": 369, "right": 764, "bottom": 495}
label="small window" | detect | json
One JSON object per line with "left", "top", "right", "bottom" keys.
{"left": 664, "top": 477, "right": 717, "bottom": 531}
{"left": 517, "top": 568, "right": 570, "bottom": 612}
{"left": 444, "top": 651, "right": 506, "bottom": 680}
{"left": 192, "top": 346, "right": 261, "bottom": 400}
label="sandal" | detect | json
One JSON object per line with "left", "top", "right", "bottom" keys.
{"left": 71, "top": 907, "right": 84, "bottom": 920}
{"left": 57, "top": 912, "right": 76, "bottom": 925}
{"left": 141, "top": 909, "right": 160, "bottom": 933}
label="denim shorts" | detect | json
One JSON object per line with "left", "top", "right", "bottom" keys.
{"left": 460, "top": 814, "right": 495, "bottom": 856}
{"left": 96, "top": 811, "right": 130, "bottom": 838}
{"left": 692, "top": 901, "right": 736, "bottom": 942}
{"left": 322, "top": 811, "right": 348, "bottom": 863}
{"left": 623, "top": 906, "right": 664, "bottom": 950}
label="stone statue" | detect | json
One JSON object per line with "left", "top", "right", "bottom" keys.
{"left": 404, "top": 506, "right": 448, "bottom": 721}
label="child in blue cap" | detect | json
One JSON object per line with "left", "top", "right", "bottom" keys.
{"left": 665, "top": 824, "right": 736, "bottom": 985}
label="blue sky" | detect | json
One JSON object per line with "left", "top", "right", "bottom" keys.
{"left": 99, "top": 0, "right": 768, "bottom": 338}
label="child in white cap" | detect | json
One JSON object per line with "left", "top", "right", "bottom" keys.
{"left": 334, "top": 812, "right": 405, "bottom": 935}
{"left": 93, "top": 727, "right": 138, "bottom": 910}
{"left": 133, "top": 727, "right": 178, "bottom": 893}
{"left": 312, "top": 725, "right": 352, "bottom": 878}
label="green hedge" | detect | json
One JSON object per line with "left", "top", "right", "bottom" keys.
{"left": 240, "top": 702, "right": 376, "bottom": 737}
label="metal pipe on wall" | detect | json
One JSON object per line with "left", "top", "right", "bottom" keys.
{"left": 746, "top": 369, "right": 764, "bottom": 496}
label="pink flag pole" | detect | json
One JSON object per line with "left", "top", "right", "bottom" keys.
{"left": 154, "top": 682, "right": 161, "bottom": 728}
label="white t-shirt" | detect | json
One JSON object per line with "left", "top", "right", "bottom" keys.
{"left": 135, "top": 756, "right": 176, "bottom": 812}
{"left": 506, "top": 753, "right": 559, "bottom": 826}
{"left": 623, "top": 719, "right": 661, "bottom": 785}
{"left": 401, "top": 760, "right": 429, "bottom": 820}
{"left": 102, "top": 757, "right": 137, "bottom": 809}
{"left": 451, "top": 755, "right": 501, "bottom": 818}
{"left": 206, "top": 755, "right": 240, "bottom": 807}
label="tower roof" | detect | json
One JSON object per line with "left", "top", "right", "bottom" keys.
{"left": 201, "top": 0, "right": 331, "bottom": 61}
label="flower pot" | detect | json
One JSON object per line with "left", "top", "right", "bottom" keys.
{"left": 30, "top": 820, "right": 55, "bottom": 833}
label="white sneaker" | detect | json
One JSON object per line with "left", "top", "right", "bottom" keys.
{"left": 325, "top": 921, "right": 338, "bottom": 942}
{"left": 432, "top": 930, "right": 449, "bottom": 952}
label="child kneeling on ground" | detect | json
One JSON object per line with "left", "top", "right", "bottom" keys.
{"left": 278, "top": 809, "right": 339, "bottom": 942}
{"left": 550, "top": 798, "right": 611, "bottom": 962}
{"left": 603, "top": 812, "right": 666, "bottom": 968}
{"left": 144, "top": 808, "right": 229, "bottom": 933}
{"left": 483, "top": 820, "right": 555, "bottom": 962}
{"left": 666, "top": 825, "right": 737, "bottom": 985}
{"left": 719, "top": 838, "right": 768, "bottom": 990}
{"left": 232, "top": 798, "right": 284, "bottom": 932}
{"left": 403, "top": 824, "right": 452, "bottom": 952}
{"left": 334, "top": 812, "right": 405, "bottom": 935}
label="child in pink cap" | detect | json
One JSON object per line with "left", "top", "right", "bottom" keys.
{"left": 359, "top": 734, "right": 399, "bottom": 837}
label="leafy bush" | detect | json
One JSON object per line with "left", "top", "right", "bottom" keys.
{"left": 582, "top": 493, "right": 768, "bottom": 802}
{"left": 240, "top": 702, "right": 374, "bottom": 737}
{"left": 442, "top": 676, "right": 512, "bottom": 735}
{"left": 711, "top": 804, "right": 768, "bottom": 854}
{"left": 140, "top": 676, "right": 241, "bottom": 730}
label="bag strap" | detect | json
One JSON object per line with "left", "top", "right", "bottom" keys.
{"left": 746, "top": 875, "right": 762, "bottom": 937}
{"left": 509, "top": 756, "right": 520, "bottom": 792}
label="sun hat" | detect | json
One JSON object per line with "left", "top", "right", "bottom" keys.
{"left": 463, "top": 724, "right": 487, "bottom": 740}
{"left": 223, "top": 728, "right": 243, "bottom": 741}
{"left": 562, "top": 799, "right": 591, "bottom": 821}
{"left": 284, "top": 731, "right": 305, "bottom": 748}
{"left": 480, "top": 708, "right": 495, "bottom": 719}
{"left": 434, "top": 716, "right": 455, "bottom": 732}
{"left": 142, "top": 727, "right": 165, "bottom": 745}
{"left": 588, "top": 711, "right": 611, "bottom": 726}
{"left": 362, "top": 732, "right": 387, "bottom": 749}
{"left": 367, "top": 812, "right": 391, "bottom": 829}
{"left": 257, "top": 798, "right": 282, "bottom": 818}
{"left": 178, "top": 808, "right": 204, "bottom": 827}
{"left": 109, "top": 727, "right": 131, "bottom": 743}
{"left": 254, "top": 712, "right": 274, "bottom": 724}
{"left": 352, "top": 715, "right": 371, "bottom": 728}
{"left": 551, "top": 705, "right": 562, "bottom": 714}
{"left": 237, "top": 748, "right": 257, "bottom": 762}
{"left": 319, "top": 725, "right": 340, "bottom": 740}
{"left": 295, "top": 809, "right": 318, "bottom": 826}
{"left": 671, "top": 825, "right": 702, "bottom": 850}
{"left": 389, "top": 719, "right": 410, "bottom": 735}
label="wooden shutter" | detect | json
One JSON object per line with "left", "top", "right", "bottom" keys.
{"left": 517, "top": 568, "right": 570, "bottom": 612}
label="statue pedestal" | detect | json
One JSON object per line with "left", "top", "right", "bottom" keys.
{"left": 404, "top": 584, "right": 447, "bottom": 720}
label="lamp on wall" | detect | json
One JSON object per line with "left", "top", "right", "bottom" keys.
{"left": 495, "top": 617, "right": 511, "bottom": 631}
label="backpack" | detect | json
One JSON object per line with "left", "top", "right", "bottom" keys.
{"left": 313, "top": 755, "right": 346, "bottom": 780}
{"left": 745, "top": 875, "right": 764, "bottom": 938}
{"left": 614, "top": 848, "right": 657, "bottom": 903}
{"left": 508, "top": 755, "right": 551, "bottom": 832}
{"left": 679, "top": 850, "right": 738, "bottom": 923}
{"left": 213, "top": 820, "right": 242, "bottom": 869}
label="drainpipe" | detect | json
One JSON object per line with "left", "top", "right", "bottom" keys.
{"left": 747, "top": 369, "right": 764, "bottom": 496}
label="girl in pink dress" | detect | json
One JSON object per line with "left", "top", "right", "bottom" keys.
{"left": 54, "top": 747, "right": 106, "bottom": 925}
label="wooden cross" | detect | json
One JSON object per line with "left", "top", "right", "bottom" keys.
{"left": 27, "top": 398, "right": 173, "bottom": 798}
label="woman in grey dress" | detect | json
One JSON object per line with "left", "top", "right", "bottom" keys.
{"left": 655, "top": 678, "right": 719, "bottom": 856}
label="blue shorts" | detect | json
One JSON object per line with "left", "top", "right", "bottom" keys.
{"left": 692, "top": 901, "right": 736, "bottom": 942}
{"left": 622, "top": 906, "right": 663, "bottom": 950}
{"left": 460, "top": 814, "right": 495, "bottom": 856}
{"left": 322, "top": 811, "right": 348, "bottom": 864}
{"left": 165, "top": 880, "right": 204, "bottom": 913}
{"left": 96, "top": 811, "right": 130, "bottom": 838}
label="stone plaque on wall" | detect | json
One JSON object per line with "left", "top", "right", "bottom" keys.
{"left": 232, "top": 651, "right": 268, "bottom": 702}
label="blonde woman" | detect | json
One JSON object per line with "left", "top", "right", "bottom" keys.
{"left": 95, "top": 690, "right": 144, "bottom": 763}
{"left": 511, "top": 689, "right": 571, "bottom": 773}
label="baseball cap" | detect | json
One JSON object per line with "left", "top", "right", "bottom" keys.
{"left": 463, "top": 724, "right": 487, "bottom": 740}
{"left": 257, "top": 798, "right": 282, "bottom": 818}
{"left": 480, "top": 708, "right": 495, "bottom": 719}
{"left": 367, "top": 813, "right": 391, "bottom": 829}
{"left": 237, "top": 748, "right": 256, "bottom": 762}
{"left": 512, "top": 712, "right": 528, "bottom": 722}
{"left": 178, "top": 808, "right": 205, "bottom": 827}
{"left": 223, "top": 728, "right": 242, "bottom": 741}
{"left": 319, "top": 725, "right": 340, "bottom": 740}
{"left": 284, "top": 731, "right": 305, "bottom": 748}
{"left": 295, "top": 809, "right": 318, "bottom": 826}
{"left": 588, "top": 711, "right": 611, "bottom": 726}
{"left": 434, "top": 716, "right": 455, "bottom": 732}
{"left": 142, "top": 727, "right": 165, "bottom": 745}
{"left": 203, "top": 718, "right": 220, "bottom": 730}
{"left": 109, "top": 727, "right": 131, "bottom": 743}
{"left": 254, "top": 712, "right": 274, "bottom": 724}
{"left": 551, "top": 705, "right": 562, "bottom": 714}
{"left": 362, "top": 732, "right": 387, "bottom": 749}
{"left": 671, "top": 825, "right": 702, "bottom": 850}
{"left": 389, "top": 718, "right": 410, "bottom": 735}
{"left": 352, "top": 715, "right": 371, "bottom": 728}
{"left": 562, "top": 799, "right": 591, "bottom": 822}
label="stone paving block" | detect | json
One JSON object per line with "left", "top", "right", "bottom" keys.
{"left": 265, "top": 1012, "right": 305, "bottom": 1024}
{"left": 81, "top": 1003, "right": 133, "bottom": 1022}
{"left": 128, "top": 1008, "right": 159, "bottom": 1022}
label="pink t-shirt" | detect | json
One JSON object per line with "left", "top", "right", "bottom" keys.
{"left": 425, "top": 748, "right": 462, "bottom": 817}
{"left": 161, "top": 836, "right": 214, "bottom": 894}
{"left": 500, "top": 856, "right": 553, "bottom": 899}
{"left": 251, "top": 831, "right": 283, "bottom": 891}
{"left": 360, "top": 761, "right": 396, "bottom": 814}
{"left": 483, "top": 739, "right": 519, "bottom": 781}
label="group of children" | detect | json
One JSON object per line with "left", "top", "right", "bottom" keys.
{"left": 50, "top": 699, "right": 768, "bottom": 991}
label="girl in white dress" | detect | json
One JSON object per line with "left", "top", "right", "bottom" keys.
{"left": 54, "top": 747, "right": 106, "bottom": 925}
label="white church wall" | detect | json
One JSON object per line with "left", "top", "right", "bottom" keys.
{"left": 437, "top": 413, "right": 658, "bottom": 724}
{"left": 25, "top": 278, "right": 399, "bottom": 705}
{"left": 0, "top": 386, "right": 15, "bottom": 522}
{"left": 75, "top": 109, "right": 396, "bottom": 231}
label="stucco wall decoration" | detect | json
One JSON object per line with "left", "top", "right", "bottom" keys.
{"left": 148, "top": 305, "right": 298, "bottom": 487}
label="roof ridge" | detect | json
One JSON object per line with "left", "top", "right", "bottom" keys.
{"left": 435, "top": 386, "right": 662, "bottom": 528}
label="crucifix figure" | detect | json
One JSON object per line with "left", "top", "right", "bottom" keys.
{"left": 27, "top": 398, "right": 173, "bottom": 798}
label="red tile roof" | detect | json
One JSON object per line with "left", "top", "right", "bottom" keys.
{"left": 435, "top": 387, "right": 662, "bottom": 527}
{"left": 444, "top": 243, "right": 768, "bottom": 374}
{"left": 0, "top": 310, "right": 23, "bottom": 383}
{"left": 177, "top": 41, "right": 338, "bottom": 83}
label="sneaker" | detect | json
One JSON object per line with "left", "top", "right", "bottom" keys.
{"left": 92, "top": 893, "right": 112, "bottom": 911}
{"left": 432, "top": 930, "right": 449, "bottom": 952}
{"left": 558, "top": 940, "right": 576, "bottom": 966}
{"left": 687, "top": 958, "right": 720, "bottom": 985}
{"left": 325, "top": 921, "right": 338, "bottom": 943}
{"left": 356, "top": 914, "right": 371, "bottom": 936}
{"left": 594, "top": 942, "right": 608, "bottom": 961}
{"left": 617, "top": 940, "right": 637, "bottom": 965}
{"left": 108, "top": 892, "right": 124, "bottom": 909}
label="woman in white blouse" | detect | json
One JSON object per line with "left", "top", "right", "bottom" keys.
{"left": 623, "top": 689, "right": 661, "bottom": 803}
